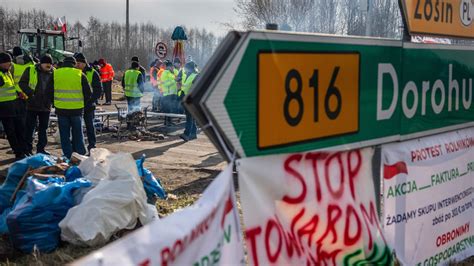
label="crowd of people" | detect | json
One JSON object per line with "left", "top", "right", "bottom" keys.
{"left": 0, "top": 47, "right": 199, "bottom": 161}
{"left": 147, "top": 57, "right": 199, "bottom": 141}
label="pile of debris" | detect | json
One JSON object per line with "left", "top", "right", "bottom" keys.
{"left": 126, "top": 110, "right": 146, "bottom": 126}
{"left": 128, "top": 129, "right": 165, "bottom": 141}
{"left": 0, "top": 149, "right": 166, "bottom": 255}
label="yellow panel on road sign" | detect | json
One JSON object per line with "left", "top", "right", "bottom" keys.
{"left": 401, "top": 0, "right": 474, "bottom": 38}
{"left": 258, "top": 52, "right": 360, "bottom": 149}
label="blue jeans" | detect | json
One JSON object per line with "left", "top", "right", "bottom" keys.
{"left": 83, "top": 109, "right": 96, "bottom": 151}
{"left": 184, "top": 109, "right": 197, "bottom": 138}
{"left": 57, "top": 115, "right": 86, "bottom": 158}
{"left": 126, "top": 97, "right": 141, "bottom": 112}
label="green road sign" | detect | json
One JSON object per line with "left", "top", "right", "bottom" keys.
{"left": 186, "top": 31, "right": 474, "bottom": 159}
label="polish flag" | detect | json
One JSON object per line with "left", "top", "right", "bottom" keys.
{"left": 57, "top": 16, "right": 67, "bottom": 34}
{"left": 383, "top": 161, "right": 408, "bottom": 180}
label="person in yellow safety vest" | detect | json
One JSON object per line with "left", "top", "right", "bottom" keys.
{"left": 150, "top": 59, "right": 161, "bottom": 112}
{"left": 173, "top": 57, "right": 186, "bottom": 91}
{"left": 74, "top": 53, "right": 102, "bottom": 153}
{"left": 0, "top": 52, "right": 28, "bottom": 159}
{"left": 121, "top": 61, "right": 144, "bottom": 114}
{"left": 12, "top": 57, "right": 35, "bottom": 93}
{"left": 18, "top": 54, "right": 54, "bottom": 156}
{"left": 160, "top": 60, "right": 177, "bottom": 126}
{"left": 47, "top": 56, "right": 92, "bottom": 159}
{"left": 179, "top": 61, "right": 198, "bottom": 142}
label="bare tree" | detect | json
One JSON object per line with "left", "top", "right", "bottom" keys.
{"left": 0, "top": 7, "right": 222, "bottom": 70}
{"left": 234, "top": 0, "right": 402, "bottom": 38}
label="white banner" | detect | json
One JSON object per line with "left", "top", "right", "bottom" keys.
{"left": 382, "top": 127, "right": 474, "bottom": 265}
{"left": 238, "top": 148, "right": 392, "bottom": 265}
{"left": 74, "top": 164, "right": 245, "bottom": 266}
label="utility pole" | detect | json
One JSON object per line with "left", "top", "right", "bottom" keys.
{"left": 365, "top": 0, "right": 372, "bottom": 37}
{"left": 125, "top": 0, "right": 130, "bottom": 68}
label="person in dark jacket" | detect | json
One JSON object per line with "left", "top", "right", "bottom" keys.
{"left": 131, "top": 56, "right": 147, "bottom": 78}
{"left": 74, "top": 53, "right": 102, "bottom": 153}
{"left": 0, "top": 52, "right": 27, "bottom": 159}
{"left": 47, "top": 57, "right": 91, "bottom": 158}
{"left": 19, "top": 54, "right": 54, "bottom": 155}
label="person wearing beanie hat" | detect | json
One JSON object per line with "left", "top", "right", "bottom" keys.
{"left": 173, "top": 57, "right": 185, "bottom": 103}
{"left": 11, "top": 47, "right": 35, "bottom": 101}
{"left": 130, "top": 56, "right": 146, "bottom": 79}
{"left": 122, "top": 61, "right": 144, "bottom": 126}
{"left": 47, "top": 55, "right": 92, "bottom": 158}
{"left": 0, "top": 52, "right": 11, "bottom": 64}
{"left": 74, "top": 53, "right": 88, "bottom": 64}
{"left": 63, "top": 56, "right": 77, "bottom": 65}
{"left": 159, "top": 59, "right": 178, "bottom": 126}
{"left": 74, "top": 52, "right": 102, "bottom": 153}
{"left": 12, "top": 47, "right": 22, "bottom": 58}
{"left": 40, "top": 54, "right": 53, "bottom": 64}
{"left": 0, "top": 52, "right": 28, "bottom": 159}
{"left": 98, "top": 58, "right": 114, "bottom": 105}
{"left": 18, "top": 54, "right": 54, "bottom": 155}
{"left": 179, "top": 61, "right": 199, "bottom": 141}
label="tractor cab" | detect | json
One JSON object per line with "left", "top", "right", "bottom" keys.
{"left": 18, "top": 29, "right": 79, "bottom": 63}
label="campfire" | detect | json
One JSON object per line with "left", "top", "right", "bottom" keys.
{"left": 115, "top": 105, "right": 165, "bottom": 141}
{"left": 125, "top": 110, "right": 147, "bottom": 127}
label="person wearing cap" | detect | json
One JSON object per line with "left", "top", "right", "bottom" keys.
{"left": 121, "top": 61, "right": 144, "bottom": 123}
{"left": 98, "top": 58, "right": 114, "bottom": 105}
{"left": 11, "top": 47, "right": 34, "bottom": 93}
{"left": 18, "top": 54, "right": 54, "bottom": 155}
{"left": 150, "top": 59, "right": 162, "bottom": 112}
{"left": 47, "top": 56, "right": 91, "bottom": 158}
{"left": 0, "top": 52, "right": 28, "bottom": 159}
{"left": 131, "top": 56, "right": 146, "bottom": 79}
{"left": 74, "top": 53, "right": 102, "bottom": 153}
{"left": 159, "top": 60, "right": 178, "bottom": 126}
{"left": 173, "top": 57, "right": 187, "bottom": 113}
{"left": 179, "top": 61, "right": 198, "bottom": 141}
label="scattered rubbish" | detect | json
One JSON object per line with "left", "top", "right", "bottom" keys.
{"left": 128, "top": 129, "right": 165, "bottom": 141}
{"left": 136, "top": 156, "right": 167, "bottom": 204}
{"left": 0, "top": 148, "right": 165, "bottom": 253}
{"left": 7, "top": 177, "right": 91, "bottom": 253}
{"left": 0, "top": 155, "right": 56, "bottom": 213}
{"left": 59, "top": 150, "right": 156, "bottom": 247}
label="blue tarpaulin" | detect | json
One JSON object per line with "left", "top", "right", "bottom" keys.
{"left": 6, "top": 177, "right": 92, "bottom": 253}
{"left": 136, "top": 156, "right": 167, "bottom": 202}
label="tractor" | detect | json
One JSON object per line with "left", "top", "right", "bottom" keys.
{"left": 14, "top": 29, "right": 82, "bottom": 63}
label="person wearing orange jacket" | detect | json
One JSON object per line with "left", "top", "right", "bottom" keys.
{"left": 98, "top": 58, "right": 114, "bottom": 105}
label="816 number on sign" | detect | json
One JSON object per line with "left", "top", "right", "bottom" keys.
{"left": 258, "top": 52, "right": 360, "bottom": 149}
{"left": 284, "top": 67, "right": 342, "bottom": 126}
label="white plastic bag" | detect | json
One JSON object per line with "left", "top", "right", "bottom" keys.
{"left": 59, "top": 151, "right": 152, "bottom": 247}
{"left": 77, "top": 148, "right": 112, "bottom": 185}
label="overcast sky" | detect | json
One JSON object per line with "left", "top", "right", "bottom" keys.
{"left": 0, "top": 0, "right": 239, "bottom": 36}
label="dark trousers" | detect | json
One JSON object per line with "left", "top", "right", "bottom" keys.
{"left": 83, "top": 109, "right": 96, "bottom": 151}
{"left": 161, "top": 95, "right": 178, "bottom": 125}
{"left": 57, "top": 115, "right": 86, "bottom": 158}
{"left": 152, "top": 91, "right": 162, "bottom": 112}
{"left": 184, "top": 109, "right": 197, "bottom": 138}
{"left": 0, "top": 116, "right": 27, "bottom": 156}
{"left": 102, "top": 81, "right": 112, "bottom": 103}
{"left": 25, "top": 110, "right": 50, "bottom": 153}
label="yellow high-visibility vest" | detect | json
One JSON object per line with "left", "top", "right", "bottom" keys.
{"left": 0, "top": 71, "right": 17, "bottom": 102}
{"left": 53, "top": 67, "right": 84, "bottom": 109}
{"left": 124, "top": 69, "right": 143, "bottom": 97}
